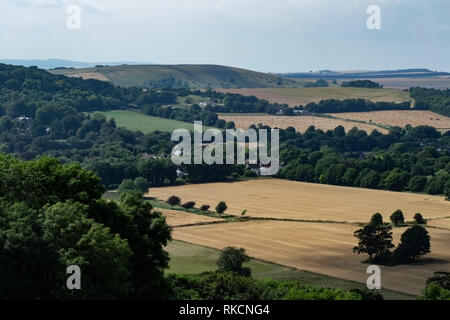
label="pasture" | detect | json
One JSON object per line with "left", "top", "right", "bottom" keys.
{"left": 88, "top": 110, "right": 202, "bottom": 133}
{"left": 166, "top": 240, "right": 414, "bottom": 300}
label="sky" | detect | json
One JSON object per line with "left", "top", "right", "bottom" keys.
{"left": 0, "top": 0, "right": 449, "bottom": 72}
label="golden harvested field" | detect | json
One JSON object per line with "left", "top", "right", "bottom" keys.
{"left": 218, "top": 114, "right": 388, "bottom": 134}
{"left": 158, "top": 209, "right": 223, "bottom": 227}
{"left": 330, "top": 110, "right": 450, "bottom": 131}
{"left": 217, "top": 87, "right": 412, "bottom": 107}
{"left": 428, "top": 218, "right": 450, "bottom": 230}
{"left": 66, "top": 72, "right": 110, "bottom": 82}
{"left": 173, "top": 221, "right": 450, "bottom": 295}
{"left": 150, "top": 179, "right": 450, "bottom": 223}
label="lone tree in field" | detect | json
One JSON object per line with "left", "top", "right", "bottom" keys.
{"left": 200, "top": 205, "right": 210, "bottom": 212}
{"left": 353, "top": 224, "right": 394, "bottom": 262}
{"left": 414, "top": 213, "right": 426, "bottom": 225}
{"left": 390, "top": 209, "right": 405, "bottom": 226}
{"left": 393, "top": 226, "right": 431, "bottom": 263}
{"left": 182, "top": 201, "right": 196, "bottom": 210}
{"left": 217, "top": 247, "right": 251, "bottom": 277}
{"left": 370, "top": 213, "right": 384, "bottom": 226}
{"left": 167, "top": 195, "right": 181, "bottom": 208}
{"left": 216, "top": 201, "right": 228, "bottom": 215}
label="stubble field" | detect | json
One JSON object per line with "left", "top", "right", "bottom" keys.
{"left": 219, "top": 114, "right": 388, "bottom": 134}
{"left": 172, "top": 221, "right": 450, "bottom": 295}
{"left": 329, "top": 110, "right": 450, "bottom": 132}
{"left": 150, "top": 179, "right": 450, "bottom": 223}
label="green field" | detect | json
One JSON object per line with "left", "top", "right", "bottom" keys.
{"left": 88, "top": 110, "right": 209, "bottom": 133}
{"left": 51, "top": 64, "right": 303, "bottom": 89}
{"left": 166, "top": 240, "right": 415, "bottom": 300}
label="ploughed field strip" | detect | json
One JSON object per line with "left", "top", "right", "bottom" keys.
{"left": 172, "top": 220, "right": 450, "bottom": 296}
{"left": 159, "top": 209, "right": 224, "bottom": 227}
{"left": 329, "top": 110, "right": 450, "bottom": 132}
{"left": 150, "top": 179, "right": 450, "bottom": 223}
{"left": 219, "top": 114, "right": 388, "bottom": 134}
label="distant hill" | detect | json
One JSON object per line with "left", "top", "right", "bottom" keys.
{"left": 50, "top": 64, "right": 300, "bottom": 89}
{"left": 0, "top": 59, "right": 149, "bottom": 70}
{"left": 278, "top": 69, "right": 450, "bottom": 80}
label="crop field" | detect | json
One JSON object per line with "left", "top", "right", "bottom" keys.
{"left": 88, "top": 110, "right": 203, "bottom": 133}
{"left": 159, "top": 209, "right": 224, "bottom": 227}
{"left": 172, "top": 221, "right": 450, "bottom": 295}
{"left": 330, "top": 110, "right": 450, "bottom": 132}
{"left": 150, "top": 179, "right": 450, "bottom": 223}
{"left": 165, "top": 240, "right": 414, "bottom": 300}
{"left": 428, "top": 218, "right": 450, "bottom": 230}
{"left": 217, "top": 87, "right": 412, "bottom": 106}
{"left": 219, "top": 114, "right": 388, "bottom": 134}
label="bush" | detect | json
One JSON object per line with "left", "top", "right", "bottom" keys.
{"left": 182, "top": 201, "right": 196, "bottom": 210}
{"left": 200, "top": 205, "right": 210, "bottom": 212}
{"left": 426, "top": 272, "right": 450, "bottom": 290}
{"left": 390, "top": 209, "right": 405, "bottom": 226}
{"left": 215, "top": 201, "right": 228, "bottom": 214}
{"left": 167, "top": 195, "right": 181, "bottom": 207}
{"left": 414, "top": 213, "right": 426, "bottom": 224}
{"left": 217, "top": 247, "right": 251, "bottom": 277}
{"left": 370, "top": 213, "right": 383, "bottom": 226}
{"left": 133, "top": 177, "right": 149, "bottom": 194}
{"left": 393, "top": 226, "right": 431, "bottom": 263}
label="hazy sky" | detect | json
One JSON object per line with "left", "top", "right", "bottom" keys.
{"left": 1, "top": 0, "right": 449, "bottom": 72}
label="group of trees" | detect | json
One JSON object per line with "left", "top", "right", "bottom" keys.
{"left": 353, "top": 211, "right": 431, "bottom": 264}
{"left": 303, "top": 99, "right": 411, "bottom": 113}
{"left": 410, "top": 87, "right": 450, "bottom": 117}
{"left": 0, "top": 154, "right": 172, "bottom": 299}
{"left": 341, "top": 80, "right": 383, "bottom": 89}
{"left": 166, "top": 195, "right": 228, "bottom": 215}
{"left": 278, "top": 125, "right": 450, "bottom": 197}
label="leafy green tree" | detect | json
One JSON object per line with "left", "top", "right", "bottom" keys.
{"left": 393, "top": 226, "right": 431, "bottom": 263}
{"left": 133, "top": 177, "right": 149, "bottom": 194}
{"left": 408, "top": 176, "right": 428, "bottom": 192}
{"left": 390, "top": 209, "right": 405, "bottom": 226}
{"left": 426, "top": 272, "right": 450, "bottom": 290}
{"left": 216, "top": 201, "right": 228, "bottom": 214}
{"left": 217, "top": 247, "right": 251, "bottom": 277}
{"left": 353, "top": 224, "right": 394, "bottom": 262}
{"left": 118, "top": 179, "right": 135, "bottom": 195}
{"left": 422, "top": 282, "right": 450, "bottom": 300}
{"left": 370, "top": 213, "right": 384, "bottom": 226}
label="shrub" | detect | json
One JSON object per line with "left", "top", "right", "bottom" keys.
{"left": 390, "top": 209, "right": 405, "bottom": 226}
{"left": 414, "top": 213, "right": 426, "bottom": 224}
{"left": 182, "top": 201, "right": 196, "bottom": 210}
{"left": 215, "top": 201, "right": 228, "bottom": 214}
{"left": 370, "top": 213, "right": 383, "bottom": 226}
{"left": 200, "top": 205, "right": 210, "bottom": 212}
{"left": 217, "top": 247, "right": 251, "bottom": 277}
{"left": 167, "top": 195, "right": 181, "bottom": 207}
